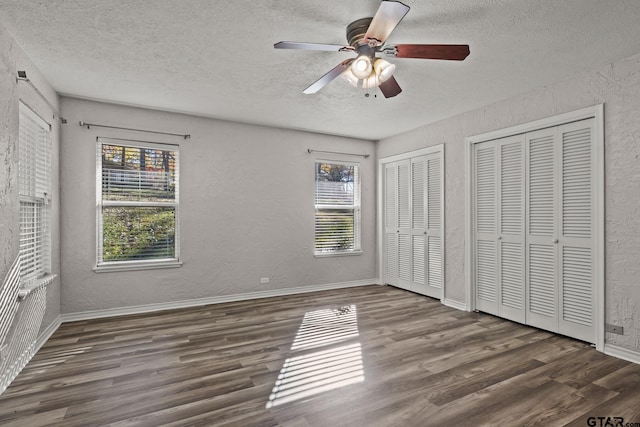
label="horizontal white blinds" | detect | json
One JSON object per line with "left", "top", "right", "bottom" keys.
{"left": 18, "top": 103, "right": 51, "bottom": 285}
{"left": 19, "top": 108, "right": 50, "bottom": 200}
{"left": 98, "top": 141, "right": 179, "bottom": 263}
{"left": 315, "top": 162, "right": 360, "bottom": 254}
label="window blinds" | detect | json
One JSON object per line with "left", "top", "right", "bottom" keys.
{"left": 97, "top": 139, "right": 179, "bottom": 264}
{"left": 314, "top": 162, "right": 361, "bottom": 254}
{"left": 18, "top": 103, "right": 51, "bottom": 285}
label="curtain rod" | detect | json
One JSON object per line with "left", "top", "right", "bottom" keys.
{"left": 79, "top": 121, "right": 190, "bottom": 139}
{"left": 307, "top": 148, "right": 370, "bottom": 158}
{"left": 16, "top": 71, "right": 66, "bottom": 124}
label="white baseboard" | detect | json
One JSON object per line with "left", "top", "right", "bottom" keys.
{"left": 604, "top": 344, "right": 640, "bottom": 365}
{"left": 34, "top": 316, "right": 62, "bottom": 354}
{"left": 61, "top": 279, "right": 380, "bottom": 322}
{"left": 443, "top": 298, "right": 468, "bottom": 311}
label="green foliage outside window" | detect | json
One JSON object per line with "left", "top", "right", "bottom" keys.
{"left": 102, "top": 207, "right": 175, "bottom": 261}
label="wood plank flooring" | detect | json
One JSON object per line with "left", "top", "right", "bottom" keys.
{"left": 1, "top": 285, "right": 639, "bottom": 426}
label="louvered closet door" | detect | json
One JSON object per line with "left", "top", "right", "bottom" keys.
{"left": 425, "top": 153, "right": 443, "bottom": 298}
{"left": 557, "top": 120, "right": 596, "bottom": 343}
{"left": 474, "top": 118, "right": 596, "bottom": 343}
{"left": 410, "top": 156, "right": 428, "bottom": 295}
{"left": 384, "top": 162, "right": 400, "bottom": 287}
{"left": 384, "top": 152, "right": 443, "bottom": 298}
{"left": 409, "top": 154, "right": 443, "bottom": 298}
{"left": 384, "top": 160, "right": 411, "bottom": 291}
{"left": 396, "top": 160, "right": 411, "bottom": 291}
{"left": 525, "top": 127, "right": 560, "bottom": 333}
{"left": 474, "top": 141, "right": 499, "bottom": 314}
{"left": 474, "top": 136, "right": 525, "bottom": 320}
{"left": 497, "top": 135, "right": 526, "bottom": 323}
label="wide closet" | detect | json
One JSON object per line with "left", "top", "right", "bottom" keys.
{"left": 382, "top": 146, "right": 443, "bottom": 299}
{"left": 472, "top": 115, "right": 600, "bottom": 344}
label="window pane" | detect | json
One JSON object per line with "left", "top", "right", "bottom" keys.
{"left": 19, "top": 200, "right": 47, "bottom": 284}
{"left": 314, "top": 161, "right": 360, "bottom": 255}
{"left": 19, "top": 103, "right": 51, "bottom": 283}
{"left": 102, "top": 144, "right": 177, "bottom": 202}
{"left": 315, "top": 163, "right": 356, "bottom": 206}
{"left": 102, "top": 206, "right": 175, "bottom": 262}
{"left": 315, "top": 209, "right": 355, "bottom": 252}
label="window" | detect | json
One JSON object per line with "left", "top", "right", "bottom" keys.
{"left": 18, "top": 103, "right": 51, "bottom": 285}
{"left": 96, "top": 138, "right": 180, "bottom": 271}
{"left": 314, "top": 161, "right": 361, "bottom": 256}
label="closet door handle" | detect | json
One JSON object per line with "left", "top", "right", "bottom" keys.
{"left": 553, "top": 238, "right": 559, "bottom": 244}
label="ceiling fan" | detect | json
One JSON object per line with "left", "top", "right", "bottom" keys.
{"left": 274, "top": 0, "right": 470, "bottom": 98}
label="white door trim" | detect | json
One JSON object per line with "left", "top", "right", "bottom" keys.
{"left": 464, "top": 104, "right": 605, "bottom": 351}
{"left": 378, "top": 144, "right": 445, "bottom": 300}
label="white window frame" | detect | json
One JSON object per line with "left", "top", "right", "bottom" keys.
{"left": 18, "top": 102, "right": 56, "bottom": 293}
{"left": 95, "top": 137, "right": 181, "bottom": 272}
{"left": 314, "top": 160, "right": 362, "bottom": 257}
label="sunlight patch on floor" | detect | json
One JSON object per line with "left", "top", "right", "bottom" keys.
{"left": 266, "top": 305, "right": 364, "bottom": 408}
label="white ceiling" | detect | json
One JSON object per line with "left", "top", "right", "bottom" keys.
{"left": 2, "top": 1, "right": 640, "bottom": 140}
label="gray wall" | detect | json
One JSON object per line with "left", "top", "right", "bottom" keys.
{"left": 0, "top": 24, "right": 61, "bottom": 342}
{"left": 59, "top": 98, "right": 377, "bottom": 313}
{"left": 378, "top": 52, "right": 640, "bottom": 353}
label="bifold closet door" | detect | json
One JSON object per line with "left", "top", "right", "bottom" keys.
{"left": 425, "top": 154, "right": 443, "bottom": 299}
{"left": 473, "top": 118, "right": 596, "bottom": 343}
{"left": 557, "top": 120, "right": 596, "bottom": 343}
{"left": 384, "top": 161, "right": 400, "bottom": 288}
{"left": 526, "top": 120, "right": 596, "bottom": 343}
{"left": 410, "top": 154, "right": 443, "bottom": 298}
{"left": 384, "top": 151, "right": 443, "bottom": 298}
{"left": 525, "top": 127, "right": 560, "bottom": 332}
{"left": 474, "top": 135, "right": 525, "bottom": 322}
{"left": 384, "top": 160, "right": 411, "bottom": 291}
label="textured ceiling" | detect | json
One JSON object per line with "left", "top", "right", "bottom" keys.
{"left": 2, "top": 0, "right": 640, "bottom": 140}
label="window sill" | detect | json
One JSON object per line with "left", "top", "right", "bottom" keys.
{"left": 314, "top": 250, "right": 363, "bottom": 258}
{"left": 94, "top": 259, "right": 183, "bottom": 273}
{"left": 18, "top": 274, "right": 57, "bottom": 300}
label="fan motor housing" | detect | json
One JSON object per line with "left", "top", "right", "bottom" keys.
{"left": 346, "top": 17, "right": 373, "bottom": 47}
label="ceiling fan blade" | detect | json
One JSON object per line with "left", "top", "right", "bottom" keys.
{"left": 379, "top": 76, "right": 402, "bottom": 98}
{"left": 363, "top": 1, "right": 410, "bottom": 46}
{"left": 274, "top": 41, "right": 353, "bottom": 52}
{"left": 303, "top": 59, "right": 354, "bottom": 94}
{"left": 392, "top": 44, "right": 470, "bottom": 60}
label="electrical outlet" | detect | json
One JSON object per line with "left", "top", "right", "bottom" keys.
{"left": 260, "top": 277, "right": 270, "bottom": 284}
{"left": 605, "top": 323, "right": 624, "bottom": 335}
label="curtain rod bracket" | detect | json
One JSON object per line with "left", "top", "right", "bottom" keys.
{"left": 79, "top": 121, "right": 190, "bottom": 139}
{"left": 308, "top": 148, "right": 369, "bottom": 158}
{"left": 16, "top": 70, "right": 66, "bottom": 124}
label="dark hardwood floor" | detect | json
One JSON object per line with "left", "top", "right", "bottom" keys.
{"left": 1, "top": 285, "right": 639, "bottom": 426}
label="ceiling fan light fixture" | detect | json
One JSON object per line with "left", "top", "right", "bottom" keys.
{"left": 374, "top": 58, "right": 396, "bottom": 83}
{"left": 340, "top": 68, "right": 360, "bottom": 87}
{"left": 351, "top": 55, "right": 373, "bottom": 79}
{"left": 362, "top": 73, "right": 379, "bottom": 89}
